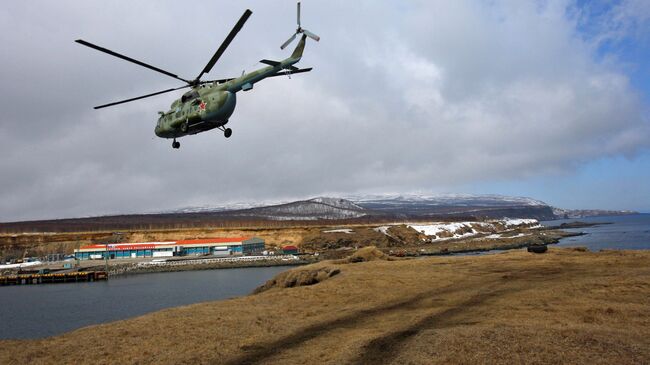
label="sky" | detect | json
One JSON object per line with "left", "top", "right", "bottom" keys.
{"left": 0, "top": 0, "right": 649, "bottom": 222}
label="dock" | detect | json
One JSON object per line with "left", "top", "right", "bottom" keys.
{"left": 0, "top": 271, "right": 108, "bottom": 286}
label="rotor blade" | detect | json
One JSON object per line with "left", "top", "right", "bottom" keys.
{"left": 268, "top": 67, "right": 312, "bottom": 78}
{"left": 94, "top": 85, "right": 190, "bottom": 109}
{"left": 297, "top": 1, "right": 301, "bottom": 27}
{"left": 75, "top": 39, "right": 190, "bottom": 84}
{"left": 280, "top": 33, "right": 298, "bottom": 50}
{"left": 196, "top": 9, "right": 253, "bottom": 80}
{"left": 302, "top": 29, "right": 320, "bottom": 42}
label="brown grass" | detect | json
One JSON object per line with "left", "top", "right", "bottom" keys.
{"left": 1, "top": 248, "right": 649, "bottom": 364}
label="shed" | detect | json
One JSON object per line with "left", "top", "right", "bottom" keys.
{"left": 282, "top": 245, "right": 299, "bottom": 255}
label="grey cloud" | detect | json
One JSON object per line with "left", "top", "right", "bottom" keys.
{"left": 0, "top": 0, "right": 648, "bottom": 221}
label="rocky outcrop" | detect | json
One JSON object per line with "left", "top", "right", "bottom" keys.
{"left": 253, "top": 266, "right": 341, "bottom": 293}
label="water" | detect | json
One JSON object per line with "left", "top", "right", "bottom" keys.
{"left": 541, "top": 214, "right": 650, "bottom": 251}
{"left": 0, "top": 266, "right": 290, "bottom": 340}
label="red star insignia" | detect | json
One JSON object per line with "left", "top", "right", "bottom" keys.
{"left": 199, "top": 101, "right": 206, "bottom": 111}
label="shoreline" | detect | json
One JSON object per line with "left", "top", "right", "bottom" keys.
{"left": 2, "top": 247, "right": 648, "bottom": 364}
{"left": 109, "top": 230, "right": 584, "bottom": 275}
{"left": 107, "top": 257, "right": 313, "bottom": 277}
{"left": 1, "top": 229, "right": 587, "bottom": 279}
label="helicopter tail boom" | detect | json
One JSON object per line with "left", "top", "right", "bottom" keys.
{"left": 290, "top": 34, "right": 307, "bottom": 60}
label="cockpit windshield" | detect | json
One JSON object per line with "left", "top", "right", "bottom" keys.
{"left": 181, "top": 90, "right": 200, "bottom": 103}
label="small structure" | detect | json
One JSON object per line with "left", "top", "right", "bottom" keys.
{"left": 0, "top": 271, "right": 107, "bottom": 286}
{"left": 282, "top": 245, "right": 299, "bottom": 255}
{"left": 74, "top": 237, "right": 265, "bottom": 260}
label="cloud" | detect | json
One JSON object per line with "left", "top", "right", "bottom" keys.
{"left": 0, "top": 0, "right": 648, "bottom": 221}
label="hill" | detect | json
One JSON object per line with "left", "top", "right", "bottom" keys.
{"left": 0, "top": 194, "right": 636, "bottom": 233}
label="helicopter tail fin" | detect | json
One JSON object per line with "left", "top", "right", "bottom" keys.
{"left": 290, "top": 34, "right": 307, "bottom": 60}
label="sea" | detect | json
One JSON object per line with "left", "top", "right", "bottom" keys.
{"left": 540, "top": 213, "right": 650, "bottom": 251}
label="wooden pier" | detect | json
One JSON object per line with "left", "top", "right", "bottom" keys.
{"left": 0, "top": 271, "right": 108, "bottom": 286}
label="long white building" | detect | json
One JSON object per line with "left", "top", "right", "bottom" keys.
{"left": 74, "top": 237, "right": 265, "bottom": 260}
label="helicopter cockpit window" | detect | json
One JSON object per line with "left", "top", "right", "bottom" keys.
{"left": 181, "top": 90, "right": 200, "bottom": 103}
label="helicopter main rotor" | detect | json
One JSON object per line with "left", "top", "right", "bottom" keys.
{"left": 76, "top": 9, "right": 252, "bottom": 109}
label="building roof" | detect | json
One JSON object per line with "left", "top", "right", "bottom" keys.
{"left": 78, "top": 243, "right": 175, "bottom": 250}
{"left": 176, "top": 237, "right": 252, "bottom": 245}
{"left": 283, "top": 245, "right": 298, "bottom": 250}
{"left": 77, "top": 237, "right": 255, "bottom": 251}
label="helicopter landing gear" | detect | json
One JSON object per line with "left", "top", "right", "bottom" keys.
{"left": 218, "top": 125, "right": 233, "bottom": 138}
{"left": 172, "top": 139, "right": 180, "bottom": 149}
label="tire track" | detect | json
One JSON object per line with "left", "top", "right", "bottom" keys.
{"left": 222, "top": 263, "right": 567, "bottom": 365}
{"left": 352, "top": 285, "right": 521, "bottom": 364}
{"left": 221, "top": 281, "right": 484, "bottom": 365}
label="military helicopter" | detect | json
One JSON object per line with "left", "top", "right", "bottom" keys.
{"left": 76, "top": 2, "right": 319, "bottom": 149}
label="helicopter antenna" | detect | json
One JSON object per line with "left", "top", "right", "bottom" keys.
{"left": 281, "top": 1, "right": 320, "bottom": 50}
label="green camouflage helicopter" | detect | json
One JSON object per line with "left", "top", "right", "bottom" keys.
{"left": 76, "top": 2, "right": 319, "bottom": 149}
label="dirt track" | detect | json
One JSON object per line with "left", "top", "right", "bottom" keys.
{"left": 1, "top": 247, "right": 649, "bottom": 364}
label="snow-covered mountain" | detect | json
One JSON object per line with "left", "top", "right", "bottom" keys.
{"left": 348, "top": 193, "right": 547, "bottom": 207}
{"left": 160, "top": 194, "right": 636, "bottom": 221}
{"left": 227, "top": 197, "right": 367, "bottom": 220}
{"left": 551, "top": 207, "right": 638, "bottom": 219}
{"left": 163, "top": 201, "right": 268, "bottom": 214}
{"left": 2, "top": 194, "right": 637, "bottom": 233}
{"left": 347, "top": 194, "right": 556, "bottom": 220}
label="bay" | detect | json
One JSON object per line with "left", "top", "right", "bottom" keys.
{"left": 0, "top": 266, "right": 289, "bottom": 339}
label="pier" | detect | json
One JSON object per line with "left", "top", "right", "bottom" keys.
{"left": 0, "top": 271, "right": 108, "bottom": 286}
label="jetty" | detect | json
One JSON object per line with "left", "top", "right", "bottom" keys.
{"left": 0, "top": 271, "right": 108, "bottom": 286}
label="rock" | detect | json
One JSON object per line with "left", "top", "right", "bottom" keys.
{"left": 527, "top": 245, "right": 548, "bottom": 254}
{"left": 336, "top": 246, "right": 393, "bottom": 263}
{"left": 253, "top": 266, "right": 341, "bottom": 293}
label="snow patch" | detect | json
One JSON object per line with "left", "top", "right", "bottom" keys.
{"left": 503, "top": 218, "right": 541, "bottom": 228}
{"left": 409, "top": 222, "right": 471, "bottom": 237}
{"left": 373, "top": 226, "right": 391, "bottom": 234}
{"left": 0, "top": 260, "right": 43, "bottom": 269}
{"left": 406, "top": 219, "right": 540, "bottom": 242}
{"left": 322, "top": 229, "right": 354, "bottom": 234}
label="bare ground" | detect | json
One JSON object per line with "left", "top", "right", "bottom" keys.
{"left": 1, "top": 247, "right": 649, "bottom": 364}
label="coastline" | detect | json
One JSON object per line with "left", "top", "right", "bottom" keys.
{"left": 2, "top": 247, "right": 648, "bottom": 364}
{"left": 0, "top": 228, "right": 584, "bottom": 278}
{"left": 107, "top": 257, "right": 312, "bottom": 277}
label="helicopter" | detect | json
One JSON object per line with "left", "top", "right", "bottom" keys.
{"left": 76, "top": 2, "right": 319, "bottom": 149}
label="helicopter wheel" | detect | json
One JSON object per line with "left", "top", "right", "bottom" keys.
{"left": 224, "top": 128, "right": 232, "bottom": 138}
{"left": 172, "top": 140, "right": 180, "bottom": 149}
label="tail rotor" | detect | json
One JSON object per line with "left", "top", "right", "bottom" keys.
{"left": 281, "top": 1, "right": 320, "bottom": 50}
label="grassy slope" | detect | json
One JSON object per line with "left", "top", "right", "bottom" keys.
{"left": 1, "top": 248, "right": 649, "bottom": 364}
